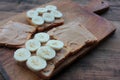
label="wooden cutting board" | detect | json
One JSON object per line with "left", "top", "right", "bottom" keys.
{"left": 0, "top": 0, "right": 116, "bottom": 80}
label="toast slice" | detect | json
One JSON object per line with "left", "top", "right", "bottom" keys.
{"left": 0, "top": 21, "right": 36, "bottom": 48}
{"left": 21, "top": 22, "right": 97, "bottom": 79}
{"left": 27, "top": 17, "right": 64, "bottom": 32}
{"left": 48, "top": 22, "right": 97, "bottom": 54}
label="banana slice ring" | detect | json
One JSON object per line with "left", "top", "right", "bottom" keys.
{"left": 26, "top": 10, "right": 38, "bottom": 18}
{"left": 25, "top": 39, "right": 41, "bottom": 52}
{"left": 46, "top": 40, "right": 64, "bottom": 51}
{"left": 51, "top": 10, "right": 63, "bottom": 18}
{"left": 36, "top": 46, "right": 56, "bottom": 60}
{"left": 36, "top": 8, "right": 48, "bottom": 14}
{"left": 42, "top": 13, "right": 55, "bottom": 23}
{"left": 32, "top": 16, "right": 44, "bottom": 25}
{"left": 34, "top": 32, "right": 50, "bottom": 43}
{"left": 46, "top": 5, "right": 57, "bottom": 11}
{"left": 26, "top": 56, "right": 47, "bottom": 71}
{"left": 14, "top": 48, "right": 31, "bottom": 62}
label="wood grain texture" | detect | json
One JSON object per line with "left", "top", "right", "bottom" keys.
{"left": 0, "top": 0, "right": 119, "bottom": 80}
{"left": 83, "top": 0, "right": 109, "bottom": 14}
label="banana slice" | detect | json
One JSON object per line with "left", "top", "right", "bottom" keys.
{"left": 46, "top": 40, "right": 64, "bottom": 50}
{"left": 32, "top": 16, "right": 44, "bottom": 25}
{"left": 14, "top": 48, "right": 31, "bottom": 62}
{"left": 36, "top": 8, "right": 48, "bottom": 14}
{"left": 36, "top": 46, "right": 56, "bottom": 60}
{"left": 26, "top": 56, "right": 47, "bottom": 71}
{"left": 42, "top": 13, "right": 55, "bottom": 23}
{"left": 25, "top": 39, "right": 41, "bottom": 52}
{"left": 34, "top": 32, "right": 50, "bottom": 43}
{"left": 51, "top": 10, "right": 63, "bottom": 18}
{"left": 26, "top": 10, "right": 38, "bottom": 18}
{"left": 46, "top": 5, "right": 57, "bottom": 11}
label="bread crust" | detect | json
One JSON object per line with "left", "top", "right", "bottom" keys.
{"left": 27, "top": 17, "right": 64, "bottom": 32}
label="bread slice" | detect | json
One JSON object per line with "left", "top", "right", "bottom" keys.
{"left": 27, "top": 17, "right": 64, "bottom": 32}
{"left": 20, "top": 22, "right": 97, "bottom": 79}
{"left": 0, "top": 21, "right": 36, "bottom": 48}
{"left": 48, "top": 22, "right": 97, "bottom": 54}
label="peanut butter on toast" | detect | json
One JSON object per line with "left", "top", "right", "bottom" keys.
{"left": 21, "top": 22, "right": 97, "bottom": 79}
{"left": 0, "top": 21, "right": 36, "bottom": 48}
{"left": 48, "top": 22, "right": 97, "bottom": 54}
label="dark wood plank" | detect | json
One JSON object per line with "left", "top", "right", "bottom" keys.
{"left": 0, "top": 0, "right": 119, "bottom": 80}
{"left": 102, "top": 0, "right": 120, "bottom": 21}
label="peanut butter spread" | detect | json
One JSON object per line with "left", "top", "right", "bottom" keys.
{"left": 48, "top": 22, "right": 97, "bottom": 53}
{"left": 0, "top": 21, "right": 36, "bottom": 47}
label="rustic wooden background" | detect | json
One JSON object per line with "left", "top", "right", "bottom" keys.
{"left": 0, "top": 0, "right": 120, "bottom": 80}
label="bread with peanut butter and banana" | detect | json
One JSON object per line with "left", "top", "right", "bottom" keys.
{"left": 13, "top": 22, "right": 97, "bottom": 79}
{"left": 26, "top": 5, "right": 64, "bottom": 32}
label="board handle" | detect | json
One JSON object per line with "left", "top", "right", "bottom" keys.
{"left": 82, "top": 0, "right": 109, "bottom": 14}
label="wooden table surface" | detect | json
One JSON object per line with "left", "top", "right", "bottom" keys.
{"left": 0, "top": 0, "right": 120, "bottom": 80}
